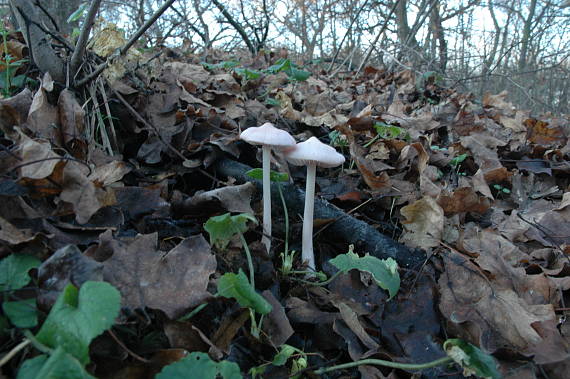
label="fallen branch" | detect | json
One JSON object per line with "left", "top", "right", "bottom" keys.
{"left": 213, "top": 158, "right": 426, "bottom": 269}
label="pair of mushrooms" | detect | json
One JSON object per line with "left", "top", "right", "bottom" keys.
{"left": 240, "top": 122, "right": 345, "bottom": 271}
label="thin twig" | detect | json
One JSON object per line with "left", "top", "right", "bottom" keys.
{"left": 70, "top": 0, "right": 102, "bottom": 78}
{"left": 107, "top": 329, "right": 150, "bottom": 363}
{"left": 109, "top": 86, "right": 198, "bottom": 163}
{"left": 75, "top": 0, "right": 177, "bottom": 87}
{"left": 5, "top": 156, "right": 93, "bottom": 176}
{"left": 326, "top": 0, "right": 370, "bottom": 73}
{"left": 356, "top": 0, "right": 401, "bottom": 75}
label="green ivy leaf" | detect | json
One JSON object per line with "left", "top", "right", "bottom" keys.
{"left": 329, "top": 249, "right": 400, "bottom": 299}
{"left": 444, "top": 339, "right": 502, "bottom": 379}
{"left": 373, "top": 122, "right": 409, "bottom": 140}
{"left": 234, "top": 67, "right": 262, "bottom": 80}
{"left": 450, "top": 153, "right": 469, "bottom": 167}
{"left": 35, "top": 281, "right": 121, "bottom": 365}
{"left": 3, "top": 299, "right": 37, "bottom": 328}
{"left": 156, "top": 352, "right": 242, "bottom": 379}
{"left": 204, "top": 213, "right": 257, "bottom": 250}
{"left": 245, "top": 168, "right": 289, "bottom": 182}
{"left": 0, "top": 254, "right": 41, "bottom": 292}
{"left": 287, "top": 66, "right": 310, "bottom": 81}
{"left": 17, "top": 347, "right": 95, "bottom": 379}
{"left": 265, "top": 58, "right": 291, "bottom": 74}
{"left": 217, "top": 270, "right": 272, "bottom": 315}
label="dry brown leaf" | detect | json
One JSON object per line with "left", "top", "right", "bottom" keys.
{"left": 103, "top": 233, "right": 216, "bottom": 319}
{"left": 16, "top": 131, "right": 60, "bottom": 179}
{"left": 261, "top": 290, "right": 294, "bottom": 347}
{"left": 58, "top": 89, "right": 85, "bottom": 145}
{"left": 0, "top": 88, "right": 33, "bottom": 135}
{"left": 439, "top": 253, "right": 555, "bottom": 354}
{"left": 0, "top": 216, "right": 38, "bottom": 245}
{"left": 88, "top": 160, "right": 131, "bottom": 186}
{"left": 437, "top": 187, "right": 490, "bottom": 216}
{"left": 59, "top": 162, "right": 102, "bottom": 224}
{"left": 27, "top": 73, "right": 59, "bottom": 141}
{"left": 183, "top": 182, "right": 255, "bottom": 215}
{"left": 399, "top": 196, "right": 444, "bottom": 248}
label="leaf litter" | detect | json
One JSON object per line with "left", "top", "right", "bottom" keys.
{"left": 0, "top": 46, "right": 569, "bottom": 379}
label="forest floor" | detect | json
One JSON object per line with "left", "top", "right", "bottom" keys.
{"left": 1, "top": 27, "right": 570, "bottom": 379}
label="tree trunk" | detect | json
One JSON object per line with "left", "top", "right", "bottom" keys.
{"left": 519, "top": 0, "right": 537, "bottom": 71}
{"left": 430, "top": 0, "right": 447, "bottom": 72}
{"left": 40, "top": 0, "right": 81, "bottom": 35}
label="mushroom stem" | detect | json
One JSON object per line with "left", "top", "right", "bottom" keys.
{"left": 261, "top": 145, "right": 271, "bottom": 253}
{"left": 302, "top": 162, "right": 317, "bottom": 271}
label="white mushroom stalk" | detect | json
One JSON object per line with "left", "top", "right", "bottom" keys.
{"left": 240, "top": 122, "right": 296, "bottom": 254}
{"left": 285, "top": 137, "right": 345, "bottom": 271}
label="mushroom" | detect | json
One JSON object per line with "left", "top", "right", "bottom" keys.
{"left": 285, "top": 137, "right": 345, "bottom": 271}
{"left": 240, "top": 122, "right": 296, "bottom": 253}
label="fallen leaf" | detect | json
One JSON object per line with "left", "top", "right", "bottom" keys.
{"left": 399, "top": 197, "right": 444, "bottom": 248}
{"left": 438, "top": 253, "right": 556, "bottom": 354}
{"left": 261, "top": 290, "right": 294, "bottom": 347}
{"left": 59, "top": 162, "right": 102, "bottom": 224}
{"left": 102, "top": 233, "right": 216, "bottom": 319}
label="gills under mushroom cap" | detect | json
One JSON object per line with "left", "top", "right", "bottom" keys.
{"left": 285, "top": 136, "right": 345, "bottom": 168}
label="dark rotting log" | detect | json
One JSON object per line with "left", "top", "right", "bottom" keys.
{"left": 213, "top": 158, "right": 427, "bottom": 269}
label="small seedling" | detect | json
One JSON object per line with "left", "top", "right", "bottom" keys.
{"left": 204, "top": 212, "right": 257, "bottom": 287}
{"left": 204, "top": 213, "right": 273, "bottom": 338}
{"left": 315, "top": 338, "right": 501, "bottom": 378}
{"left": 250, "top": 344, "right": 308, "bottom": 379}
{"left": 157, "top": 352, "right": 241, "bottom": 379}
{"left": 329, "top": 130, "right": 348, "bottom": 148}
{"left": 0, "top": 22, "right": 28, "bottom": 97}
{"left": 364, "top": 122, "right": 410, "bottom": 147}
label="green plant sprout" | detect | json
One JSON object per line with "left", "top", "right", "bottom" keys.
{"left": 493, "top": 184, "right": 511, "bottom": 194}
{"left": 205, "top": 212, "right": 257, "bottom": 287}
{"left": 250, "top": 344, "right": 308, "bottom": 379}
{"left": 449, "top": 153, "right": 469, "bottom": 176}
{"left": 204, "top": 212, "right": 273, "bottom": 338}
{"left": 245, "top": 168, "right": 296, "bottom": 275}
{"left": 449, "top": 153, "right": 468, "bottom": 168}
{"left": 0, "top": 22, "right": 28, "bottom": 97}
{"left": 364, "top": 122, "right": 410, "bottom": 148}
{"left": 201, "top": 58, "right": 311, "bottom": 83}
{"left": 288, "top": 245, "right": 401, "bottom": 300}
{"left": 156, "top": 351, "right": 241, "bottom": 379}
{"left": 315, "top": 338, "right": 501, "bottom": 378}
{"left": 1, "top": 279, "right": 121, "bottom": 378}
{"left": 329, "top": 130, "right": 348, "bottom": 148}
